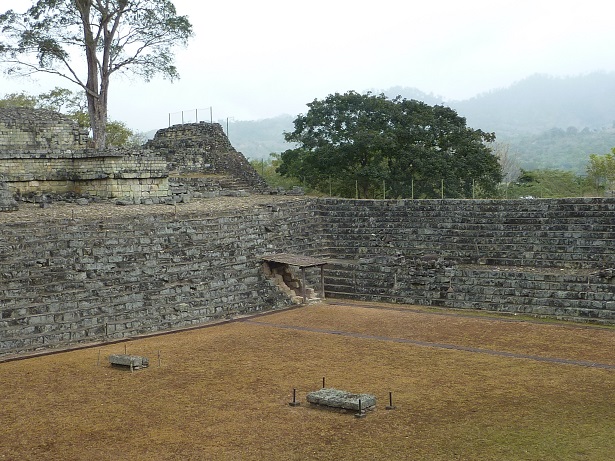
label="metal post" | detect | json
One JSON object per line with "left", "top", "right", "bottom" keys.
{"left": 441, "top": 179, "right": 444, "bottom": 199}
{"left": 289, "top": 388, "right": 300, "bottom": 407}
{"left": 168, "top": 113, "right": 171, "bottom": 127}
{"left": 181, "top": 110, "right": 184, "bottom": 125}
{"left": 411, "top": 178, "right": 414, "bottom": 200}
{"left": 383, "top": 180, "right": 386, "bottom": 200}
{"left": 196, "top": 108, "right": 198, "bottom": 123}
{"left": 320, "top": 265, "right": 325, "bottom": 299}
{"left": 355, "top": 399, "right": 366, "bottom": 418}
{"left": 301, "top": 267, "right": 307, "bottom": 303}
{"left": 386, "top": 391, "right": 396, "bottom": 410}
{"left": 210, "top": 106, "right": 213, "bottom": 123}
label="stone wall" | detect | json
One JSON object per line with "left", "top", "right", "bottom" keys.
{"left": 0, "top": 108, "right": 170, "bottom": 203}
{"left": 320, "top": 198, "right": 615, "bottom": 322}
{"left": 0, "top": 107, "right": 88, "bottom": 152}
{"left": 0, "top": 176, "right": 17, "bottom": 212}
{"left": 1, "top": 197, "right": 615, "bottom": 358}
{"left": 0, "top": 110, "right": 270, "bottom": 207}
{"left": 0, "top": 150, "right": 169, "bottom": 201}
{"left": 0, "top": 199, "right": 319, "bottom": 356}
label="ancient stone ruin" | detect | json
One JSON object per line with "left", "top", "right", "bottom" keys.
{"left": 1, "top": 107, "right": 615, "bottom": 359}
{"left": 0, "top": 107, "right": 268, "bottom": 208}
{"left": 108, "top": 354, "right": 149, "bottom": 370}
{"left": 145, "top": 122, "right": 269, "bottom": 197}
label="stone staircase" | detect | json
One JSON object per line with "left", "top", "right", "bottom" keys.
{"left": 317, "top": 198, "right": 615, "bottom": 323}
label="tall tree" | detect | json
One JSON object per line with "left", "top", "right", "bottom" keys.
{"left": 280, "top": 91, "right": 394, "bottom": 198}
{"left": 280, "top": 91, "right": 501, "bottom": 199}
{"left": 0, "top": 1, "right": 192, "bottom": 149}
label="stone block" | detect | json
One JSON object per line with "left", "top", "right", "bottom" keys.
{"left": 306, "top": 388, "right": 376, "bottom": 411}
{"left": 109, "top": 354, "right": 149, "bottom": 369}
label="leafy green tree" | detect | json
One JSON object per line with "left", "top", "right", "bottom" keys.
{"left": 105, "top": 120, "right": 132, "bottom": 147}
{"left": 504, "top": 169, "right": 591, "bottom": 198}
{"left": 0, "top": 1, "right": 192, "bottom": 149}
{"left": 250, "top": 154, "right": 303, "bottom": 190}
{"left": 280, "top": 92, "right": 393, "bottom": 197}
{"left": 36, "top": 87, "right": 85, "bottom": 114}
{"left": 0, "top": 92, "right": 37, "bottom": 108}
{"left": 586, "top": 149, "right": 615, "bottom": 190}
{"left": 279, "top": 91, "right": 501, "bottom": 199}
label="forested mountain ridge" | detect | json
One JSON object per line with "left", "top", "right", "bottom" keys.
{"left": 227, "top": 72, "right": 615, "bottom": 174}
{"left": 453, "top": 72, "right": 615, "bottom": 136}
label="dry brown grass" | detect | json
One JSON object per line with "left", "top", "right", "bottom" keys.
{"left": 1, "top": 301, "right": 614, "bottom": 461}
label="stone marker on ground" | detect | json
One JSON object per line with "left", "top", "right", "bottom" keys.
{"left": 306, "top": 388, "right": 376, "bottom": 411}
{"left": 108, "top": 354, "right": 149, "bottom": 369}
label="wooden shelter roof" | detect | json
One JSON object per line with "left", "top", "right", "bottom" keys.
{"left": 261, "top": 253, "right": 329, "bottom": 268}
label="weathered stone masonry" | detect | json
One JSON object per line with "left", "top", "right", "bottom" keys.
{"left": 1, "top": 196, "right": 614, "bottom": 357}
{"left": 0, "top": 107, "right": 88, "bottom": 150}
{"left": 0, "top": 107, "right": 169, "bottom": 202}
{"left": 145, "top": 122, "right": 269, "bottom": 194}
{"left": 0, "top": 175, "right": 17, "bottom": 211}
{"left": 0, "top": 109, "right": 268, "bottom": 204}
{"left": 321, "top": 198, "right": 615, "bottom": 321}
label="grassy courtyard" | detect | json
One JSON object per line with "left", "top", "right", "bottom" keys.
{"left": 1, "top": 301, "right": 613, "bottom": 460}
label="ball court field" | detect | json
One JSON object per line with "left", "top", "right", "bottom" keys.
{"left": 1, "top": 301, "right": 614, "bottom": 460}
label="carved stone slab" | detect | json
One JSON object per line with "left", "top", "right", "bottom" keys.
{"left": 108, "top": 354, "right": 149, "bottom": 369}
{"left": 306, "top": 388, "right": 376, "bottom": 411}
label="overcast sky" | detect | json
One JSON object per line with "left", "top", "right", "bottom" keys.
{"left": 1, "top": 0, "right": 614, "bottom": 131}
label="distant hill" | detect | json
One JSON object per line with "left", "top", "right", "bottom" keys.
{"left": 450, "top": 73, "right": 615, "bottom": 173}
{"left": 227, "top": 115, "right": 296, "bottom": 159}
{"left": 186, "top": 73, "right": 615, "bottom": 173}
{"left": 452, "top": 72, "right": 615, "bottom": 136}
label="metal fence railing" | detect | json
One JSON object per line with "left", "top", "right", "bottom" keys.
{"left": 168, "top": 107, "right": 213, "bottom": 126}
{"left": 285, "top": 176, "right": 604, "bottom": 200}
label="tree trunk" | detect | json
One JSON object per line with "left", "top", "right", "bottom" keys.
{"left": 89, "top": 92, "right": 108, "bottom": 150}
{"left": 88, "top": 74, "right": 108, "bottom": 150}
{"left": 78, "top": 0, "right": 107, "bottom": 150}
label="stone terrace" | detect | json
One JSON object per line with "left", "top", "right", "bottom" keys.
{"left": 1, "top": 196, "right": 615, "bottom": 357}
{"left": 320, "top": 198, "right": 615, "bottom": 322}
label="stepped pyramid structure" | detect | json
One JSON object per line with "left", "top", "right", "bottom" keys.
{"left": 145, "top": 122, "right": 269, "bottom": 197}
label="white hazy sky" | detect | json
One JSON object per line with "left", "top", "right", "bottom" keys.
{"left": 1, "top": 0, "right": 614, "bottom": 131}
